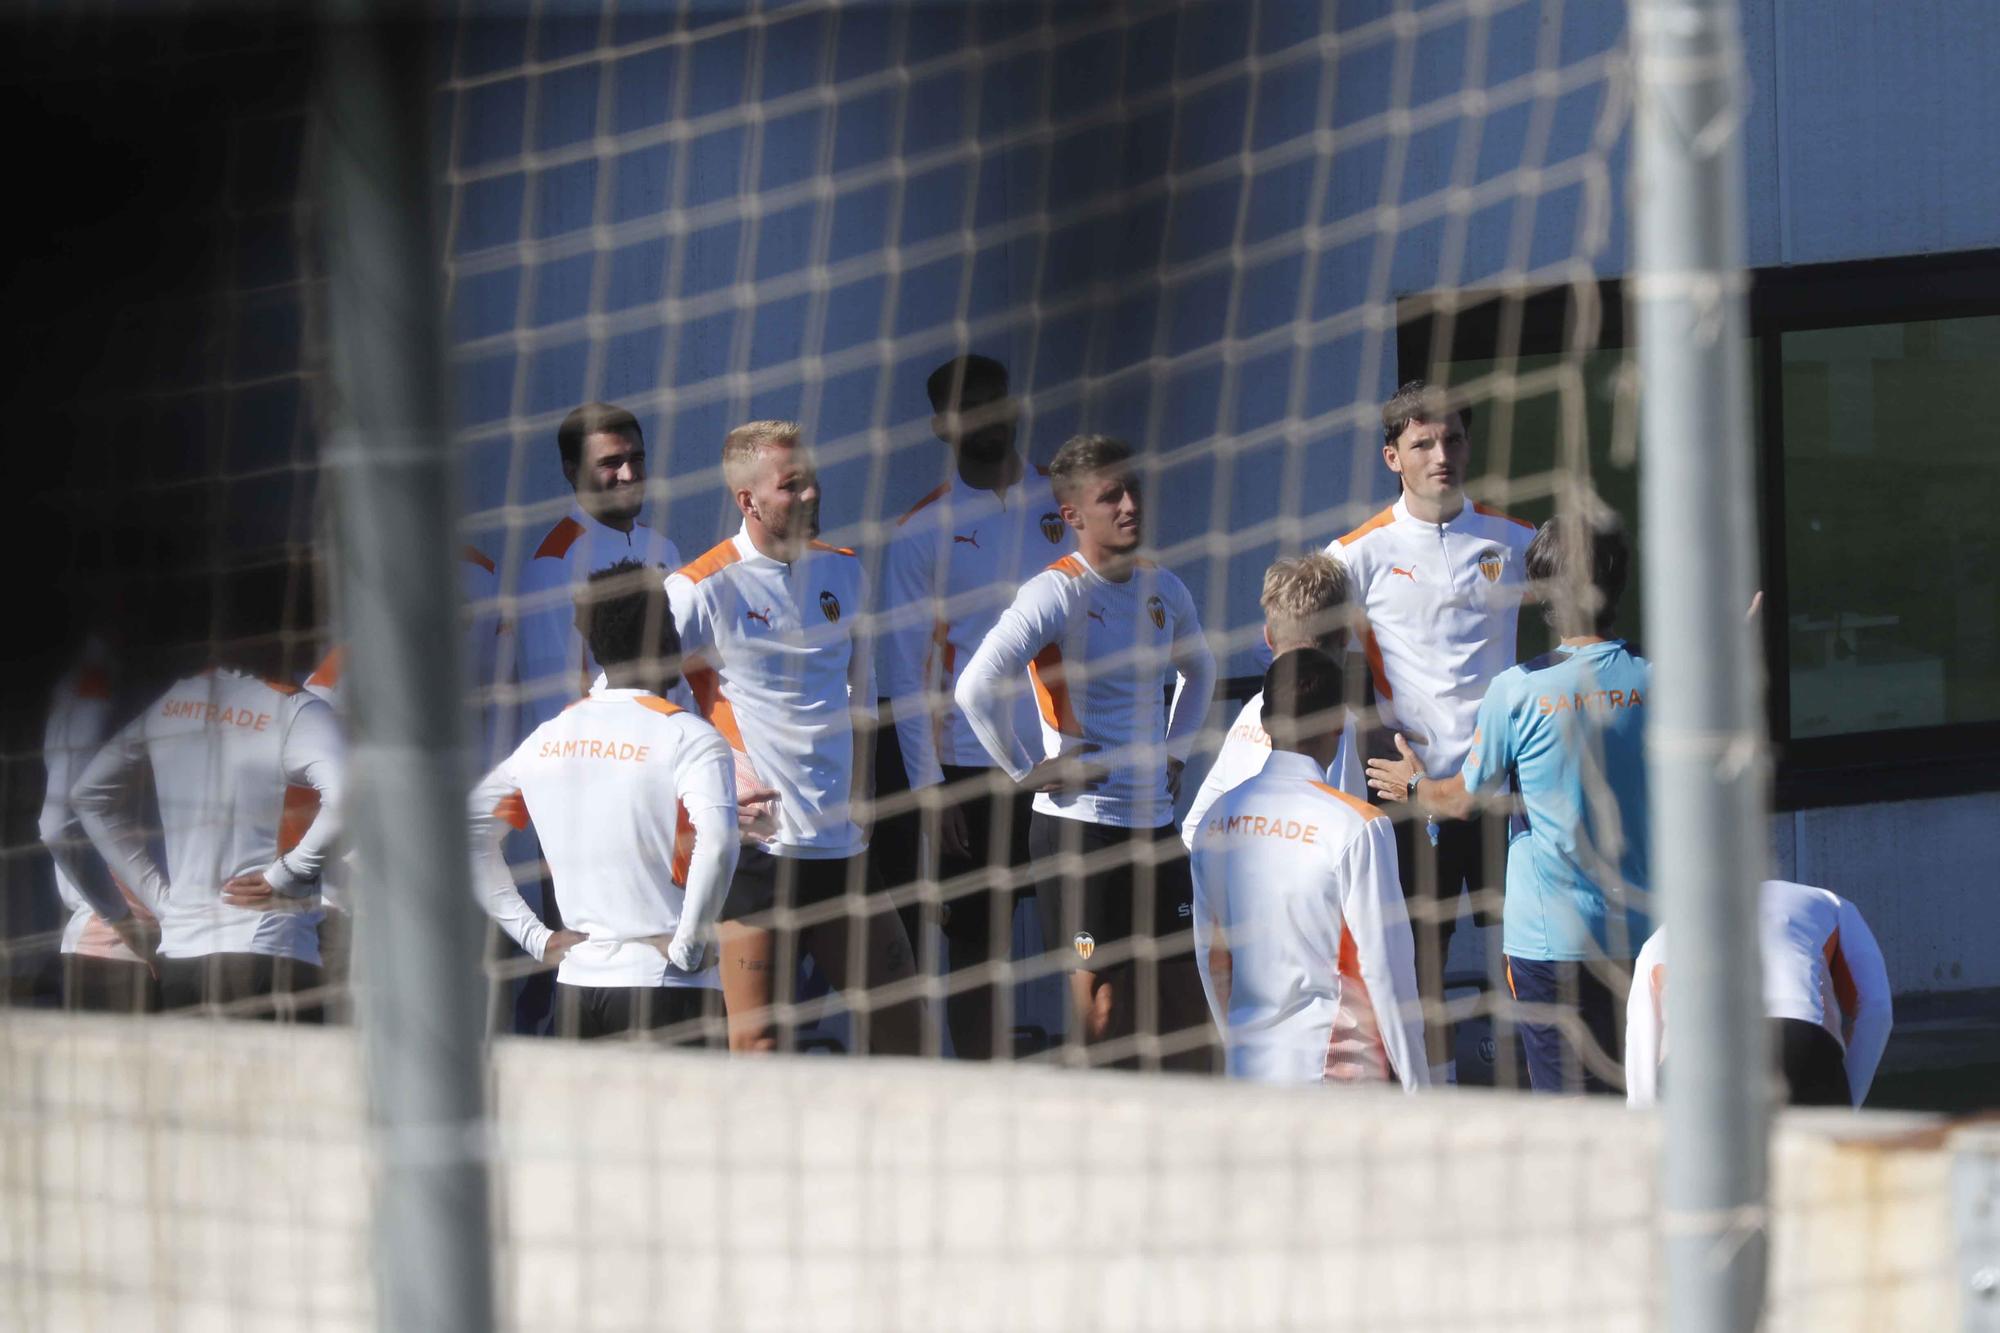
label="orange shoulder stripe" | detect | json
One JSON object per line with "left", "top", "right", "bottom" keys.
{"left": 809, "top": 540, "right": 858, "bottom": 557}
{"left": 305, "top": 647, "right": 344, "bottom": 690}
{"left": 533, "top": 515, "right": 586, "bottom": 561}
{"left": 897, "top": 483, "right": 951, "bottom": 526}
{"left": 1047, "top": 555, "right": 1086, "bottom": 578}
{"left": 1473, "top": 502, "right": 1535, "bottom": 531}
{"left": 1336, "top": 506, "right": 1397, "bottom": 547}
{"left": 262, "top": 678, "right": 303, "bottom": 696}
{"left": 1310, "top": 780, "right": 1386, "bottom": 821}
{"left": 634, "top": 696, "right": 684, "bottom": 719}
{"left": 462, "top": 544, "right": 497, "bottom": 575}
{"left": 677, "top": 540, "right": 743, "bottom": 584}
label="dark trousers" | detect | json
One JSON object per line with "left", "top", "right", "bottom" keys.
{"left": 62, "top": 955, "right": 160, "bottom": 1015}
{"left": 1775, "top": 1017, "right": 1852, "bottom": 1107}
{"left": 1392, "top": 810, "right": 1501, "bottom": 1069}
{"left": 1505, "top": 955, "right": 1628, "bottom": 1094}
{"left": 158, "top": 953, "right": 325, "bottom": 1023}
{"left": 555, "top": 982, "right": 713, "bottom": 1045}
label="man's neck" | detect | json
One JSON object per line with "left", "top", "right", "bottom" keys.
{"left": 1078, "top": 539, "right": 1139, "bottom": 582}
{"left": 600, "top": 670, "right": 661, "bottom": 694}
{"left": 956, "top": 449, "right": 1024, "bottom": 499}
{"left": 1274, "top": 737, "right": 1341, "bottom": 770}
{"left": 743, "top": 519, "right": 805, "bottom": 564}
{"left": 581, "top": 501, "right": 636, "bottom": 535}
{"left": 1400, "top": 488, "right": 1464, "bottom": 525}
{"left": 1559, "top": 633, "right": 1612, "bottom": 648}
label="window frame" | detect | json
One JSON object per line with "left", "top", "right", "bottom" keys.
{"left": 1396, "top": 247, "right": 2000, "bottom": 811}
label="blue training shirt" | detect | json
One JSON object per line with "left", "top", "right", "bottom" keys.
{"left": 1459, "top": 639, "right": 1652, "bottom": 962}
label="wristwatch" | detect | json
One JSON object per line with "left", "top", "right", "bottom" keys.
{"left": 1407, "top": 772, "right": 1422, "bottom": 801}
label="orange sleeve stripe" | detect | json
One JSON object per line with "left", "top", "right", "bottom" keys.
{"left": 533, "top": 516, "right": 586, "bottom": 561}
{"left": 494, "top": 790, "right": 530, "bottom": 831}
{"left": 1029, "top": 644, "right": 1081, "bottom": 735}
{"left": 1473, "top": 502, "right": 1535, "bottom": 531}
{"left": 462, "top": 544, "right": 497, "bottom": 575}
{"left": 684, "top": 665, "right": 746, "bottom": 751}
{"left": 897, "top": 483, "right": 951, "bottom": 526}
{"left": 1360, "top": 625, "right": 1394, "bottom": 701}
{"left": 278, "top": 784, "right": 320, "bottom": 852}
{"left": 634, "top": 696, "right": 684, "bottom": 719}
{"left": 809, "top": 540, "right": 858, "bottom": 557}
{"left": 306, "top": 647, "right": 344, "bottom": 690}
{"left": 669, "top": 799, "right": 695, "bottom": 887}
{"left": 676, "top": 540, "right": 743, "bottom": 584}
{"left": 1336, "top": 506, "right": 1397, "bottom": 547}
{"left": 1825, "top": 932, "right": 1861, "bottom": 1031}
{"left": 1309, "top": 781, "right": 1387, "bottom": 821}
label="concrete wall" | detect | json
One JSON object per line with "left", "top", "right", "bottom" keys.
{"left": 0, "top": 1012, "right": 1973, "bottom": 1331}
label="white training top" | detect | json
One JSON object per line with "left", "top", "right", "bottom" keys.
{"left": 38, "top": 647, "right": 149, "bottom": 960}
{"left": 1188, "top": 750, "right": 1428, "bottom": 1090}
{"left": 512, "top": 505, "right": 684, "bottom": 734}
{"left": 468, "top": 684, "right": 738, "bottom": 988}
{"left": 877, "top": 467, "right": 1074, "bottom": 787}
{"left": 955, "top": 552, "right": 1216, "bottom": 829}
{"left": 1327, "top": 496, "right": 1535, "bottom": 777}
{"left": 667, "top": 526, "right": 875, "bottom": 859}
{"left": 72, "top": 669, "right": 343, "bottom": 964}
{"left": 1624, "top": 879, "right": 1893, "bottom": 1109}
{"left": 1180, "top": 694, "right": 1365, "bottom": 850}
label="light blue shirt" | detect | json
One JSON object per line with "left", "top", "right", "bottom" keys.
{"left": 1460, "top": 639, "right": 1651, "bottom": 962}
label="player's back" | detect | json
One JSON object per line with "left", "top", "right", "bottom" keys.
{"left": 140, "top": 669, "right": 327, "bottom": 956}
{"left": 1485, "top": 640, "right": 1652, "bottom": 961}
{"left": 508, "top": 689, "right": 729, "bottom": 985}
{"left": 1758, "top": 878, "right": 1847, "bottom": 1031}
{"left": 1190, "top": 755, "right": 1403, "bottom": 1085}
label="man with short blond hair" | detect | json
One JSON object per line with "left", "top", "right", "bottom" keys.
{"left": 668, "top": 422, "right": 922, "bottom": 1056}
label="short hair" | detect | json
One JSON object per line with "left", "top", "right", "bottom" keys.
{"left": 1526, "top": 509, "right": 1630, "bottom": 637}
{"left": 1381, "top": 378, "right": 1472, "bottom": 448}
{"left": 576, "top": 560, "right": 680, "bottom": 685}
{"left": 1259, "top": 647, "right": 1346, "bottom": 750}
{"left": 926, "top": 354, "right": 1008, "bottom": 413}
{"left": 1260, "top": 552, "right": 1351, "bottom": 651}
{"left": 558, "top": 402, "right": 644, "bottom": 471}
{"left": 1047, "top": 433, "right": 1134, "bottom": 501}
{"left": 721, "top": 419, "right": 803, "bottom": 490}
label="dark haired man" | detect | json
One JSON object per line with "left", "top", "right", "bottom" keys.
{"left": 877, "top": 354, "right": 1074, "bottom": 1059}
{"left": 1190, "top": 649, "right": 1426, "bottom": 1089}
{"left": 957, "top": 434, "right": 1217, "bottom": 1070}
{"left": 469, "top": 560, "right": 737, "bottom": 1043}
{"left": 1368, "top": 513, "right": 1651, "bottom": 1093}
{"left": 1328, "top": 378, "right": 1536, "bottom": 1083}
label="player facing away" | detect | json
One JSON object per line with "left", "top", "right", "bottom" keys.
{"left": 668, "top": 420, "right": 923, "bottom": 1056}
{"left": 877, "top": 354, "right": 1075, "bottom": 1059}
{"left": 1369, "top": 512, "right": 1651, "bottom": 1093}
{"left": 1329, "top": 380, "right": 1536, "bottom": 1083}
{"left": 1181, "top": 552, "right": 1366, "bottom": 850}
{"left": 469, "top": 562, "right": 738, "bottom": 1043}
{"left": 71, "top": 610, "right": 344, "bottom": 1020}
{"left": 1626, "top": 880, "right": 1892, "bottom": 1110}
{"left": 955, "top": 434, "right": 1218, "bottom": 1071}
{"left": 1190, "top": 649, "right": 1428, "bottom": 1089}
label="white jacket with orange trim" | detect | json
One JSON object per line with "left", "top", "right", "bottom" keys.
{"left": 666, "top": 525, "right": 875, "bottom": 859}
{"left": 1325, "top": 496, "right": 1534, "bottom": 777}
{"left": 1625, "top": 879, "right": 1893, "bottom": 1109}
{"left": 955, "top": 551, "right": 1215, "bottom": 829}
{"left": 71, "top": 669, "right": 342, "bottom": 964}
{"left": 1189, "top": 750, "right": 1428, "bottom": 1091}
{"left": 876, "top": 468, "right": 1074, "bottom": 788}
{"left": 511, "top": 505, "right": 683, "bottom": 736}
{"left": 468, "top": 684, "right": 737, "bottom": 987}
{"left": 1179, "top": 694, "right": 1365, "bottom": 850}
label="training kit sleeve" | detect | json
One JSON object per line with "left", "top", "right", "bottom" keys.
{"left": 1455, "top": 670, "right": 1520, "bottom": 796}
{"left": 955, "top": 569, "right": 1072, "bottom": 782}
{"left": 1831, "top": 900, "right": 1892, "bottom": 1106}
{"left": 262, "top": 696, "right": 346, "bottom": 893}
{"left": 1165, "top": 581, "right": 1216, "bottom": 767}
{"left": 39, "top": 683, "right": 131, "bottom": 925}
{"left": 466, "top": 746, "right": 553, "bottom": 961}
{"left": 70, "top": 716, "right": 170, "bottom": 914}
{"left": 665, "top": 723, "right": 740, "bottom": 973}
{"left": 1334, "top": 813, "right": 1430, "bottom": 1091}
{"left": 1625, "top": 929, "right": 1667, "bottom": 1108}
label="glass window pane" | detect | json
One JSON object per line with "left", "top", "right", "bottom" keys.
{"left": 1781, "top": 315, "right": 2000, "bottom": 738}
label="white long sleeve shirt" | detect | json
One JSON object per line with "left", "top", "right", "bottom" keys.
{"left": 876, "top": 467, "right": 1074, "bottom": 787}
{"left": 468, "top": 684, "right": 738, "bottom": 988}
{"left": 1625, "top": 879, "right": 1893, "bottom": 1109}
{"left": 1327, "top": 497, "right": 1535, "bottom": 777}
{"left": 511, "top": 505, "right": 683, "bottom": 735}
{"left": 71, "top": 669, "right": 343, "bottom": 964}
{"left": 1180, "top": 694, "right": 1365, "bottom": 849}
{"left": 1188, "top": 750, "right": 1428, "bottom": 1090}
{"left": 955, "top": 552, "right": 1216, "bottom": 829}
{"left": 667, "top": 526, "right": 875, "bottom": 858}
{"left": 38, "top": 650, "right": 148, "bottom": 959}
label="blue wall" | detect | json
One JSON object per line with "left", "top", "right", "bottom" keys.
{"left": 442, "top": 0, "right": 2000, "bottom": 674}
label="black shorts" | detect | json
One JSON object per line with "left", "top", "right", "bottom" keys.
{"left": 62, "top": 955, "right": 160, "bottom": 1015}
{"left": 1774, "top": 1017, "right": 1852, "bottom": 1107}
{"left": 937, "top": 764, "right": 1037, "bottom": 948}
{"left": 157, "top": 952, "right": 325, "bottom": 1023}
{"left": 722, "top": 848, "right": 878, "bottom": 925}
{"left": 1029, "top": 812, "right": 1194, "bottom": 971}
{"left": 555, "top": 982, "right": 712, "bottom": 1045}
